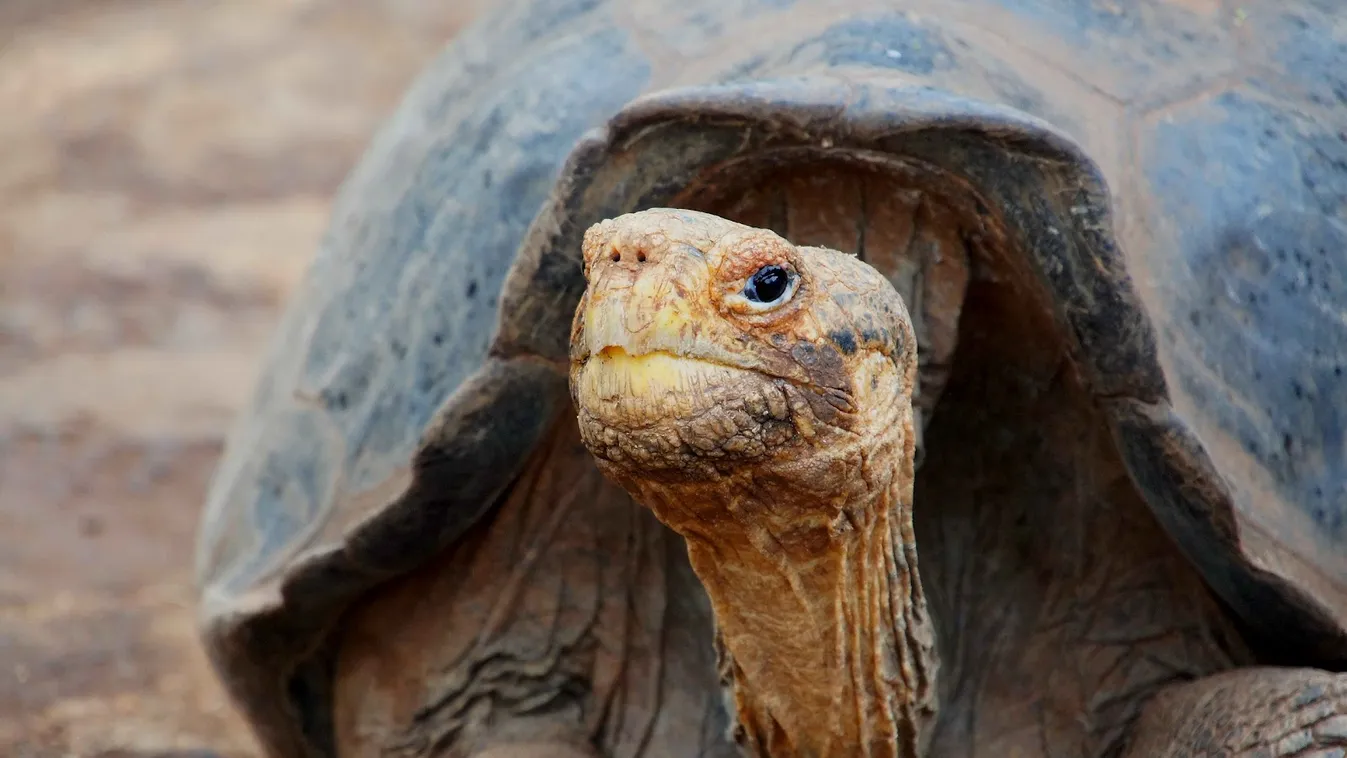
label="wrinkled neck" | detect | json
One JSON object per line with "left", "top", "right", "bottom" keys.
{"left": 681, "top": 474, "right": 939, "bottom": 758}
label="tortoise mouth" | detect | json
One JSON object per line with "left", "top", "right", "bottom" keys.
{"left": 571, "top": 346, "right": 800, "bottom": 470}
{"left": 575, "top": 346, "right": 765, "bottom": 409}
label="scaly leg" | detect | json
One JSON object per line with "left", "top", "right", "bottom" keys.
{"left": 1125, "top": 667, "right": 1347, "bottom": 757}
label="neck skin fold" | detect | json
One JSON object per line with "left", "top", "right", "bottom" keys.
{"left": 685, "top": 474, "right": 937, "bottom": 758}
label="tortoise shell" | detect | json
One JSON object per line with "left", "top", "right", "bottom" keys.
{"left": 194, "top": 0, "right": 1347, "bottom": 755}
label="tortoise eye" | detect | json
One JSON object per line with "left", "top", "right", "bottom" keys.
{"left": 743, "top": 264, "right": 794, "bottom": 305}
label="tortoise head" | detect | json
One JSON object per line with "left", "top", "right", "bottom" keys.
{"left": 569, "top": 208, "right": 919, "bottom": 529}
{"left": 569, "top": 207, "right": 934, "bottom": 757}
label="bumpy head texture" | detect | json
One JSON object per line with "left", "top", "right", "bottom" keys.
{"left": 569, "top": 206, "right": 917, "bottom": 487}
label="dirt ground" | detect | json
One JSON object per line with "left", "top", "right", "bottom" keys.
{"left": 0, "top": 2, "right": 479, "bottom": 755}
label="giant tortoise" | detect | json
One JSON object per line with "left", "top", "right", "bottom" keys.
{"left": 194, "top": 1, "right": 1347, "bottom": 756}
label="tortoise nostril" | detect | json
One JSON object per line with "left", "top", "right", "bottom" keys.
{"left": 636, "top": 250, "right": 647, "bottom": 263}
{"left": 610, "top": 251, "right": 621, "bottom": 262}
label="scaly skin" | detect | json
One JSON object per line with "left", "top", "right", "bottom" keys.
{"left": 569, "top": 208, "right": 938, "bottom": 757}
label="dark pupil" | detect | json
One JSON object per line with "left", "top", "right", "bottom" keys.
{"left": 745, "top": 265, "right": 790, "bottom": 303}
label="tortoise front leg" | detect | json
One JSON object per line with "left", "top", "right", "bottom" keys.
{"left": 1124, "top": 667, "right": 1347, "bottom": 757}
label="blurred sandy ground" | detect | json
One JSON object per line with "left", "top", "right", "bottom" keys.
{"left": 0, "top": 1, "right": 481, "bottom": 755}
